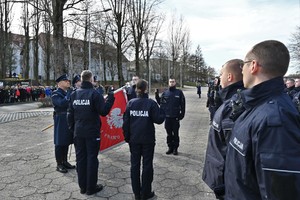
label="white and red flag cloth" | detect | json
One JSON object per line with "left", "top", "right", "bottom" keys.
{"left": 100, "top": 87, "right": 127, "bottom": 152}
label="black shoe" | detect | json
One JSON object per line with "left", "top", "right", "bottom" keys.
{"left": 63, "top": 161, "right": 76, "bottom": 169}
{"left": 86, "top": 184, "right": 104, "bottom": 195}
{"left": 56, "top": 165, "right": 68, "bottom": 173}
{"left": 142, "top": 191, "right": 155, "bottom": 200}
{"left": 80, "top": 188, "right": 86, "bottom": 194}
{"left": 166, "top": 148, "right": 173, "bottom": 155}
{"left": 173, "top": 149, "right": 178, "bottom": 155}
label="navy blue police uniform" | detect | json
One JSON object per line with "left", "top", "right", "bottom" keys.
{"left": 155, "top": 86, "right": 185, "bottom": 155}
{"left": 202, "top": 81, "right": 244, "bottom": 199}
{"left": 123, "top": 93, "right": 165, "bottom": 199}
{"left": 292, "top": 90, "right": 300, "bottom": 113}
{"left": 51, "top": 74, "right": 74, "bottom": 173}
{"left": 72, "top": 75, "right": 81, "bottom": 88}
{"left": 67, "top": 80, "right": 115, "bottom": 195}
{"left": 225, "top": 77, "right": 300, "bottom": 200}
{"left": 127, "top": 84, "right": 137, "bottom": 101}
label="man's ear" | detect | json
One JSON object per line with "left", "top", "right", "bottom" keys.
{"left": 228, "top": 73, "right": 233, "bottom": 82}
{"left": 250, "top": 60, "right": 260, "bottom": 74}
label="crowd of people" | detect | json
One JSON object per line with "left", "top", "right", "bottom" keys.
{"left": 0, "top": 85, "right": 54, "bottom": 104}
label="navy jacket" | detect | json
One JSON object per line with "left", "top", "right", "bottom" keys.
{"left": 127, "top": 85, "right": 137, "bottom": 101}
{"left": 67, "top": 81, "right": 115, "bottom": 138}
{"left": 202, "top": 81, "right": 244, "bottom": 198}
{"left": 122, "top": 93, "right": 165, "bottom": 144}
{"left": 51, "top": 88, "right": 73, "bottom": 145}
{"left": 292, "top": 88, "right": 300, "bottom": 112}
{"left": 156, "top": 86, "right": 185, "bottom": 119}
{"left": 225, "top": 77, "right": 300, "bottom": 200}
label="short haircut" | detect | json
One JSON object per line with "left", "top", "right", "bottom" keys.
{"left": 246, "top": 40, "right": 290, "bottom": 77}
{"left": 136, "top": 79, "right": 148, "bottom": 94}
{"left": 224, "top": 59, "right": 243, "bottom": 81}
{"left": 81, "top": 70, "right": 93, "bottom": 82}
{"left": 286, "top": 78, "right": 295, "bottom": 83}
{"left": 169, "top": 75, "right": 175, "bottom": 80}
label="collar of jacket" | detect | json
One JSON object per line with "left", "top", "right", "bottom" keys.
{"left": 220, "top": 81, "right": 244, "bottom": 101}
{"left": 57, "top": 87, "right": 66, "bottom": 95}
{"left": 81, "top": 81, "right": 94, "bottom": 89}
{"left": 169, "top": 86, "right": 176, "bottom": 91}
{"left": 242, "top": 76, "right": 284, "bottom": 109}
{"left": 294, "top": 86, "right": 300, "bottom": 92}
{"left": 137, "top": 93, "right": 149, "bottom": 98}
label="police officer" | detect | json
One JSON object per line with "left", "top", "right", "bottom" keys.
{"left": 202, "top": 59, "right": 244, "bottom": 199}
{"left": 67, "top": 70, "right": 115, "bottom": 195}
{"left": 206, "top": 76, "right": 222, "bottom": 122}
{"left": 123, "top": 79, "right": 165, "bottom": 200}
{"left": 127, "top": 75, "right": 139, "bottom": 101}
{"left": 292, "top": 78, "right": 300, "bottom": 112}
{"left": 225, "top": 40, "right": 300, "bottom": 199}
{"left": 155, "top": 77, "right": 185, "bottom": 155}
{"left": 72, "top": 74, "right": 81, "bottom": 89}
{"left": 51, "top": 74, "right": 75, "bottom": 173}
{"left": 284, "top": 78, "right": 297, "bottom": 99}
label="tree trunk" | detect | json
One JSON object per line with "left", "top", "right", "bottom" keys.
{"left": 52, "top": 0, "right": 67, "bottom": 78}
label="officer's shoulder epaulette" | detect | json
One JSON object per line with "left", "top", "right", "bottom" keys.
{"left": 263, "top": 99, "right": 282, "bottom": 127}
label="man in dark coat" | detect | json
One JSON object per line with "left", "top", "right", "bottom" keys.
{"left": 127, "top": 75, "right": 139, "bottom": 101}
{"left": 68, "top": 70, "right": 115, "bottom": 195}
{"left": 51, "top": 74, "right": 75, "bottom": 173}
{"left": 202, "top": 59, "right": 244, "bottom": 199}
{"left": 225, "top": 40, "right": 300, "bottom": 199}
{"left": 123, "top": 79, "right": 165, "bottom": 200}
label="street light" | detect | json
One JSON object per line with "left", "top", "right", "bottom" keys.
{"left": 69, "top": 8, "right": 112, "bottom": 71}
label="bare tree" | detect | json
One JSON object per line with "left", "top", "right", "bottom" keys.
{"left": 141, "top": 13, "right": 164, "bottom": 92}
{"left": 0, "top": 1, "right": 14, "bottom": 78}
{"left": 92, "top": 13, "right": 111, "bottom": 85}
{"left": 289, "top": 26, "right": 300, "bottom": 72}
{"left": 180, "top": 27, "right": 191, "bottom": 87}
{"left": 39, "top": 0, "right": 84, "bottom": 79}
{"left": 127, "top": 0, "right": 163, "bottom": 77}
{"left": 101, "top": 0, "right": 131, "bottom": 87}
{"left": 167, "top": 13, "right": 185, "bottom": 79}
{"left": 32, "top": 0, "right": 41, "bottom": 82}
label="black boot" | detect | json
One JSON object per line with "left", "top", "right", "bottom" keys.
{"left": 62, "top": 147, "right": 75, "bottom": 169}
{"left": 56, "top": 164, "right": 68, "bottom": 173}
{"left": 173, "top": 148, "right": 178, "bottom": 155}
{"left": 63, "top": 161, "right": 76, "bottom": 169}
{"left": 166, "top": 148, "right": 173, "bottom": 155}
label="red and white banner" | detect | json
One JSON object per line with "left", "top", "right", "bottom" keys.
{"left": 100, "top": 87, "right": 127, "bottom": 152}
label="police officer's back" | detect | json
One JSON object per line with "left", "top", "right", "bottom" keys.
{"left": 67, "top": 70, "right": 115, "bottom": 195}
{"left": 123, "top": 79, "right": 165, "bottom": 200}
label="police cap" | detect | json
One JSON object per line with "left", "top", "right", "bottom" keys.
{"left": 72, "top": 75, "right": 81, "bottom": 85}
{"left": 55, "top": 74, "right": 69, "bottom": 83}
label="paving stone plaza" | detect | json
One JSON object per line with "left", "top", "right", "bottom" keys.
{"left": 0, "top": 86, "right": 216, "bottom": 200}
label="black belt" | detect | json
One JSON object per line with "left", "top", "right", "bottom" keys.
{"left": 54, "top": 111, "right": 67, "bottom": 115}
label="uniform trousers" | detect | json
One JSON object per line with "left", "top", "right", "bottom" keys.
{"left": 55, "top": 145, "right": 69, "bottom": 165}
{"left": 129, "top": 143, "right": 155, "bottom": 196}
{"left": 74, "top": 136, "right": 100, "bottom": 191}
{"left": 164, "top": 117, "right": 180, "bottom": 149}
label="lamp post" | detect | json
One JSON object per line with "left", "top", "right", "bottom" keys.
{"left": 69, "top": 8, "right": 111, "bottom": 71}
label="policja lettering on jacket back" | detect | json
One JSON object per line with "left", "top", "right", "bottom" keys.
{"left": 73, "top": 99, "right": 90, "bottom": 105}
{"left": 130, "top": 110, "right": 149, "bottom": 117}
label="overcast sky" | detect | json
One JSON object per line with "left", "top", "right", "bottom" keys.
{"left": 160, "top": 0, "right": 300, "bottom": 75}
